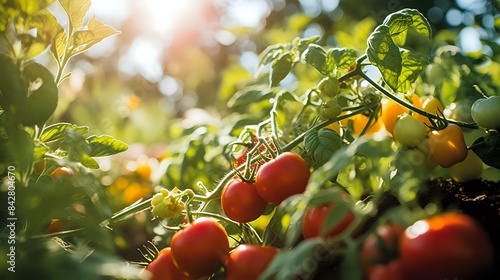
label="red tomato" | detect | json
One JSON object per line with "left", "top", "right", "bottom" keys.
{"left": 255, "top": 152, "right": 310, "bottom": 206}
{"left": 302, "top": 202, "right": 354, "bottom": 239}
{"left": 142, "top": 248, "right": 190, "bottom": 280}
{"left": 399, "top": 213, "right": 494, "bottom": 280}
{"left": 360, "top": 223, "right": 405, "bottom": 273}
{"left": 170, "top": 218, "right": 230, "bottom": 279}
{"left": 221, "top": 179, "right": 268, "bottom": 223}
{"left": 367, "top": 259, "right": 406, "bottom": 280}
{"left": 225, "top": 244, "right": 279, "bottom": 280}
{"left": 428, "top": 123, "right": 468, "bottom": 168}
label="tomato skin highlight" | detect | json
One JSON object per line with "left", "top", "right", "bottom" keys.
{"left": 170, "top": 218, "right": 230, "bottom": 279}
{"left": 221, "top": 179, "right": 268, "bottom": 223}
{"left": 255, "top": 152, "right": 310, "bottom": 206}
{"left": 225, "top": 244, "right": 279, "bottom": 280}
{"left": 399, "top": 213, "right": 494, "bottom": 280}
{"left": 302, "top": 203, "right": 354, "bottom": 239}
{"left": 471, "top": 96, "right": 500, "bottom": 129}
{"left": 415, "top": 96, "right": 444, "bottom": 128}
{"left": 428, "top": 123, "right": 468, "bottom": 168}
{"left": 143, "top": 248, "right": 190, "bottom": 280}
{"left": 50, "top": 167, "right": 74, "bottom": 179}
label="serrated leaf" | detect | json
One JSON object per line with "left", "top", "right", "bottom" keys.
{"left": 227, "top": 85, "right": 275, "bottom": 108}
{"left": 304, "top": 128, "right": 342, "bottom": 168}
{"left": 259, "top": 44, "right": 286, "bottom": 67}
{"left": 59, "top": 0, "right": 91, "bottom": 31}
{"left": 40, "top": 123, "right": 89, "bottom": 142}
{"left": 50, "top": 30, "right": 67, "bottom": 62}
{"left": 383, "top": 8, "right": 431, "bottom": 43}
{"left": 326, "top": 48, "right": 358, "bottom": 74}
{"left": 303, "top": 44, "right": 327, "bottom": 75}
{"left": 69, "top": 16, "right": 120, "bottom": 56}
{"left": 87, "top": 135, "right": 128, "bottom": 157}
{"left": 295, "top": 35, "right": 320, "bottom": 52}
{"left": 397, "top": 50, "right": 428, "bottom": 93}
{"left": 367, "top": 25, "right": 402, "bottom": 92}
{"left": 270, "top": 52, "right": 293, "bottom": 87}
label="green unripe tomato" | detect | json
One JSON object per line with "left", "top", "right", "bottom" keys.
{"left": 393, "top": 114, "right": 427, "bottom": 148}
{"left": 320, "top": 100, "right": 342, "bottom": 120}
{"left": 471, "top": 96, "right": 500, "bottom": 129}
{"left": 318, "top": 77, "right": 340, "bottom": 98}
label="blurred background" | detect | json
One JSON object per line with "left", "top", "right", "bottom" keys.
{"left": 37, "top": 0, "right": 499, "bottom": 260}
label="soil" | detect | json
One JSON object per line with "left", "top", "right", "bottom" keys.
{"left": 421, "top": 178, "right": 500, "bottom": 279}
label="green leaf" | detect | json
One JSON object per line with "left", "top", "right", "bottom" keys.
{"left": 59, "top": 0, "right": 91, "bottom": 31}
{"left": 367, "top": 25, "right": 402, "bottom": 92}
{"left": 383, "top": 8, "right": 431, "bottom": 42}
{"left": 40, "top": 123, "right": 89, "bottom": 142}
{"left": 69, "top": 16, "right": 120, "bottom": 56}
{"left": 303, "top": 44, "right": 327, "bottom": 75}
{"left": 87, "top": 135, "right": 128, "bottom": 157}
{"left": 270, "top": 52, "right": 293, "bottom": 87}
{"left": 18, "top": 63, "right": 58, "bottom": 127}
{"left": 304, "top": 128, "right": 342, "bottom": 168}
{"left": 397, "top": 50, "right": 428, "bottom": 93}
{"left": 294, "top": 35, "right": 321, "bottom": 52}
{"left": 260, "top": 238, "right": 328, "bottom": 280}
{"left": 321, "top": 202, "right": 350, "bottom": 236}
{"left": 18, "top": 0, "right": 54, "bottom": 15}
{"left": 50, "top": 30, "right": 67, "bottom": 62}
{"left": 227, "top": 85, "right": 275, "bottom": 108}
{"left": 471, "top": 133, "right": 500, "bottom": 169}
{"left": 80, "top": 154, "right": 100, "bottom": 169}
{"left": 326, "top": 48, "right": 358, "bottom": 73}
{"left": 259, "top": 44, "right": 286, "bottom": 67}
{"left": 10, "top": 128, "right": 35, "bottom": 178}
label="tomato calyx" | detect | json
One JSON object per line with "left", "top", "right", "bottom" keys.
{"left": 422, "top": 107, "right": 450, "bottom": 131}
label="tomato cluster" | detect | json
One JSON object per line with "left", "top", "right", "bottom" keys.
{"left": 361, "top": 213, "right": 494, "bottom": 280}
{"left": 222, "top": 151, "right": 311, "bottom": 223}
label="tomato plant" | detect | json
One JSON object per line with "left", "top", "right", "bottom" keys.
{"left": 415, "top": 96, "right": 444, "bottom": 128}
{"left": 142, "top": 248, "right": 190, "bottom": 280}
{"left": 450, "top": 150, "right": 483, "bottom": 182}
{"left": 50, "top": 167, "right": 74, "bottom": 179}
{"left": 366, "top": 259, "right": 406, "bottom": 280}
{"left": 225, "top": 244, "right": 279, "bottom": 280}
{"left": 399, "top": 213, "right": 494, "bottom": 280}
{"left": 360, "top": 223, "right": 405, "bottom": 272}
{"left": 428, "top": 123, "right": 468, "bottom": 168}
{"left": 221, "top": 178, "right": 268, "bottom": 223}
{"left": 255, "top": 152, "right": 310, "bottom": 206}
{"left": 170, "top": 218, "right": 230, "bottom": 279}
{"left": 381, "top": 94, "right": 422, "bottom": 137}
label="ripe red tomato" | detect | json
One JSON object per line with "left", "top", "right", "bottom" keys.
{"left": 302, "top": 202, "right": 354, "bottom": 239}
{"left": 50, "top": 167, "right": 74, "bottom": 179}
{"left": 142, "top": 248, "right": 190, "bottom": 280}
{"left": 255, "top": 152, "right": 310, "bottom": 206}
{"left": 367, "top": 259, "right": 406, "bottom": 280}
{"left": 225, "top": 244, "right": 279, "bottom": 280}
{"left": 399, "top": 212, "right": 494, "bottom": 280}
{"left": 221, "top": 179, "right": 268, "bottom": 223}
{"left": 360, "top": 223, "right": 405, "bottom": 273}
{"left": 170, "top": 218, "right": 230, "bottom": 279}
{"left": 428, "top": 123, "right": 468, "bottom": 168}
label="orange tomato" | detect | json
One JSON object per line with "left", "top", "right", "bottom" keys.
{"left": 382, "top": 94, "right": 422, "bottom": 137}
{"left": 428, "top": 124, "right": 468, "bottom": 168}
{"left": 352, "top": 114, "right": 384, "bottom": 135}
{"left": 415, "top": 97, "right": 444, "bottom": 129}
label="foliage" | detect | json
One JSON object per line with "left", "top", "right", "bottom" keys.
{"left": 1, "top": 1, "right": 500, "bottom": 280}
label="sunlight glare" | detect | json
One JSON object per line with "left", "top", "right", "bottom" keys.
{"left": 143, "top": 0, "right": 197, "bottom": 34}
